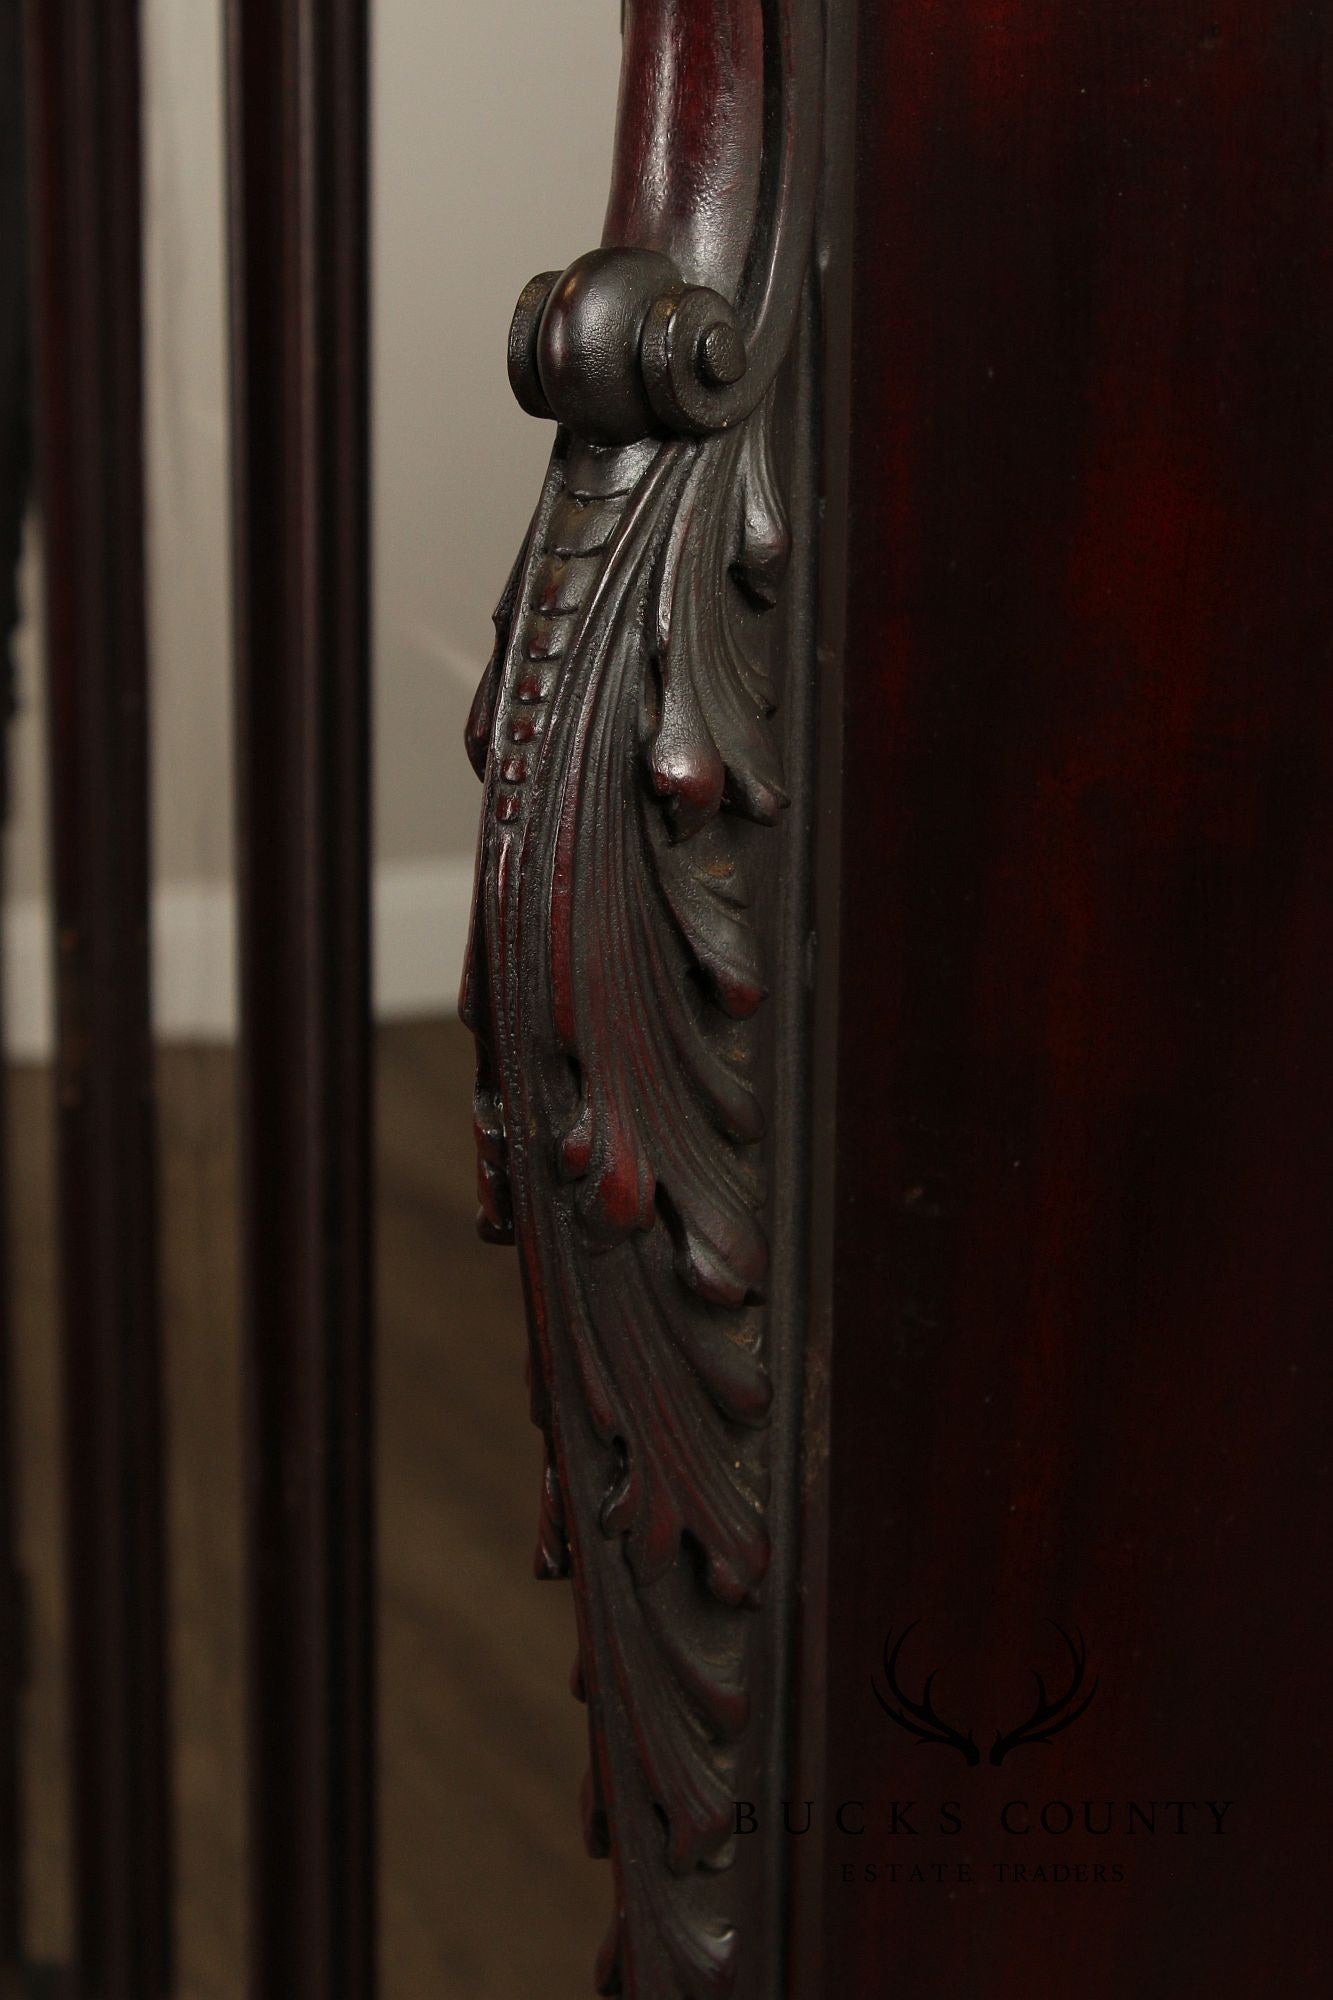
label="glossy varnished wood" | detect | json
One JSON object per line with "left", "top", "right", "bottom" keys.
{"left": 465, "top": 3, "right": 825, "bottom": 1992}
{"left": 22, "top": 3, "right": 170, "bottom": 1991}
{"left": 800, "top": 5, "right": 1333, "bottom": 1993}
{"left": 224, "top": 3, "right": 374, "bottom": 1993}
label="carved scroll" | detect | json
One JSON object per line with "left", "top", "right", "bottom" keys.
{"left": 463, "top": 6, "right": 821, "bottom": 1992}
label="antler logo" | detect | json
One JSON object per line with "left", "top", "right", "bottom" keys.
{"left": 872, "top": 1625, "right": 981, "bottom": 1766}
{"left": 873, "top": 1622, "right": 1098, "bottom": 1767}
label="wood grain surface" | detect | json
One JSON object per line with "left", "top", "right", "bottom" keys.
{"left": 799, "top": 4, "right": 1333, "bottom": 1993}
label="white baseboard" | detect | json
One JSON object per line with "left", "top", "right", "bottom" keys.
{"left": 3, "top": 855, "right": 474, "bottom": 1062}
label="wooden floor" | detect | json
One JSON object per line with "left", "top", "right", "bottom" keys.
{"left": 7, "top": 1017, "right": 607, "bottom": 1998}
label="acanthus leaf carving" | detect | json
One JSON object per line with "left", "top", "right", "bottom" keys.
{"left": 463, "top": 5, "right": 822, "bottom": 1993}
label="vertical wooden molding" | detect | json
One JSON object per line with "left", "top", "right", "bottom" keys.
{"left": 23, "top": 1, "right": 171, "bottom": 1992}
{"left": 464, "top": 5, "right": 823, "bottom": 1993}
{"left": 786, "top": 0, "right": 859, "bottom": 1988}
{"left": 225, "top": 3, "right": 375, "bottom": 1994}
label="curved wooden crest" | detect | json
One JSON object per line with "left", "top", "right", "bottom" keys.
{"left": 463, "top": 5, "right": 822, "bottom": 1991}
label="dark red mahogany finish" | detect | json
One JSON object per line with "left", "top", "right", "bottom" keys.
{"left": 225, "top": 3, "right": 374, "bottom": 1995}
{"left": 800, "top": 3, "right": 1333, "bottom": 1995}
{"left": 23, "top": 2, "right": 171, "bottom": 1994}
{"left": 467, "top": 3, "right": 822, "bottom": 1994}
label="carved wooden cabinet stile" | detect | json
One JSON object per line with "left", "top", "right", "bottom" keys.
{"left": 465, "top": 2, "right": 1333, "bottom": 1997}
{"left": 463, "top": 2, "right": 823, "bottom": 1994}
{"left": 1, "top": 0, "right": 1327, "bottom": 1990}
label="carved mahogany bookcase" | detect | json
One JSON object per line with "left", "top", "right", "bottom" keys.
{"left": 462, "top": 2, "right": 1333, "bottom": 1995}
{"left": 2, "top": 1, "right": 1329, "bottom": 1996}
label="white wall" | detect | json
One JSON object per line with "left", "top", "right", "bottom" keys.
{"left": 4, "top": 0, "right": 622, "bottom": 1057}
